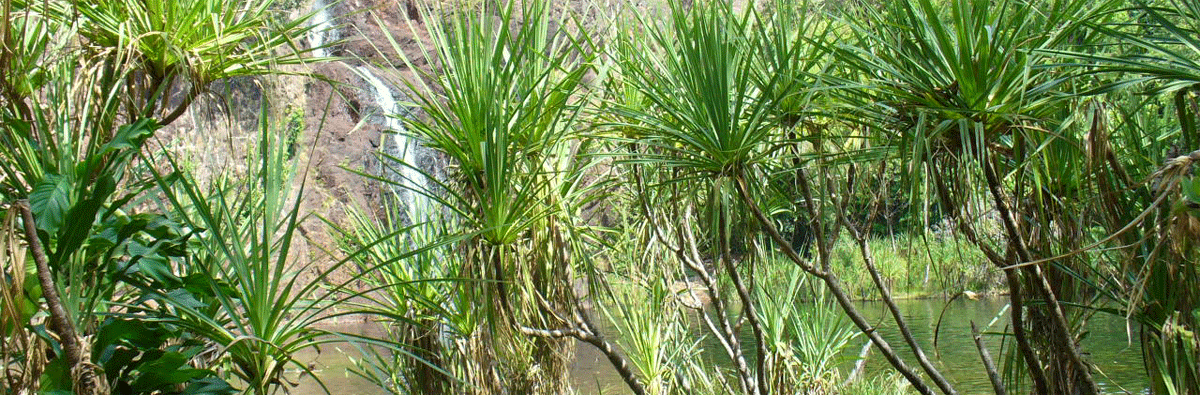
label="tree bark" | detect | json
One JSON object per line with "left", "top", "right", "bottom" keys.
{"left": 16, "top": 200, "right": 102, "bottom": 394}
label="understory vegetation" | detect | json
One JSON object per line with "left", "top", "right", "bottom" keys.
{"left": 2, "top": 0, "right": 1199, "bottom": 394}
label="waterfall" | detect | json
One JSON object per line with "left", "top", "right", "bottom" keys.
{"left": 309, "top": 0, "right": 335, "bottom": 58}
{"left": 356, "top": 66, "right": 429, "bottom": 224}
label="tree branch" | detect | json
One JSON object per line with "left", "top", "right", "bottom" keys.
{"left": 971, "top": 322, "right": 1007, "bottom": 395}
{"left": 847, "top": 222, "right": 958, "bottom": 395}
{"left": 982, "top": 155, "right": 1099, "bottom": 395}
{"left": 630, "top": 162, "right": 755, "bottom": 394}
{"left": 718, "top": 207, "right": 767, "bottom": 395}
{"left": 519, "top": 322, "right": 646, "bottom": 395}
{"left": 157, "top": 85, "right": 202, "bottom": 126}
{"left": 930, "top": 165, "right": 1050, "bottom": 394}
{"left": 677, "top": 204, "right": 757, "bottom": 395}
{"left": 835, "top": 162, "right": 958, "bottom": 394}
{"left": 733, "top": 174, "right": 939, "bottom": 395}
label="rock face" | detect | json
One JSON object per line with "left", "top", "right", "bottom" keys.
{"left": 157, "top": 0, "right": 440, "bottom": 284}
{"left": 158, "top": 0, "right": 630, "bottom": 282}
{"left": 296, "top": 0, "right": 436, "bottom": 220}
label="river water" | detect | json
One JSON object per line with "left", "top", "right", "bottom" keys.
{"left": 570, "top": 297, "right": 1149, "bottom": 395}
{"left": 848, "top": 297, "right": 1147, "bottom": 395}
{"left": 292, "top": 298, "right": 1148, "bottom": 394}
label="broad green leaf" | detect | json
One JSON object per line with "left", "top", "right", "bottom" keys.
{"left": 130, "top": 352, "right": 209, "bottom": 390}
{"left": 29, "top": 173, "right": 72, "bottom": 235}
{"left": 181, "top": 378, "right": 237, "bottom": 395}
{"left": 106, "top": 119, "right": 157, "bottom": 150}
{"left": 51, "top": 173, "right": 115, "bottom": 264}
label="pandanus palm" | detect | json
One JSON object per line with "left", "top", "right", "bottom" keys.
{"left": 377, "top": 0, "right": 596, "bottom": 392}
{"left": 0, "top": 0, "right": 320, "bottom": 392}
{"left": 38, "top": 0, "right": 324, "bottom": 125}
{"left": 614, "top": 1, "right": 964, "bottom": 394}
{"left": 144, "top": 121, "right": 323, "bottom": 395}
{"left": 1050, "top": 0, "right": 1200, "bottom": 392}
{"left": 831, "top": 0, "right": 1128, "bottom": 393}
{"left": 613, "top": 2, "right": 780, "bottom": 393}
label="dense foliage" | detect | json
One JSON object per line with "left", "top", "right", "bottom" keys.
{"left": 1, "top": 0, "right": 1198, "bottom": 394}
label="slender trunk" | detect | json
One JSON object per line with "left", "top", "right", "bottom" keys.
{"left": 853, "top": 232, "right": 958, "bottom": 395}
{"left": 17, "top": 201, "right": 102, "bottom": 394}
{"left": 718, "top": 207, "right": 767, "bottom": 395}
{"left": 733, "top": 175, "right": 942, "bottom": 395}
{"left": 982, "top": 156, "right": 1099, "bottom": 395}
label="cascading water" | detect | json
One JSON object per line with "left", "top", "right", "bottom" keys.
{"left": 309, "top": 0, "right": 335, "bottom": 58}
{"left": 357, "top": 65, "right": 456, "bottom": 351}
{"left": 356, "top": 66, "right": 430, "bottom": 225}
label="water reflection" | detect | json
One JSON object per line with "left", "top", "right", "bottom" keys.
{"left": 291, "top": 321, "right": 389, "bottom": 395}
{"left": 854, "top": 298, "right": 1147, "bottom": 395}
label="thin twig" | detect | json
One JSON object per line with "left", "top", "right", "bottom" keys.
{"left": 971, "top": 322, "right": 1007, "bottom": 395}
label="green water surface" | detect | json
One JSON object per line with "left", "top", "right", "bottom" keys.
{"left": 291, "top": 298, "right": 1149, "bottom": 394}
{"left": 572, "top": 297, "right": 1149, "bottom": 395}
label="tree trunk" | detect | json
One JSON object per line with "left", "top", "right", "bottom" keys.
{"left": 17, "top": 200, "right": 104, "bottom": 395}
